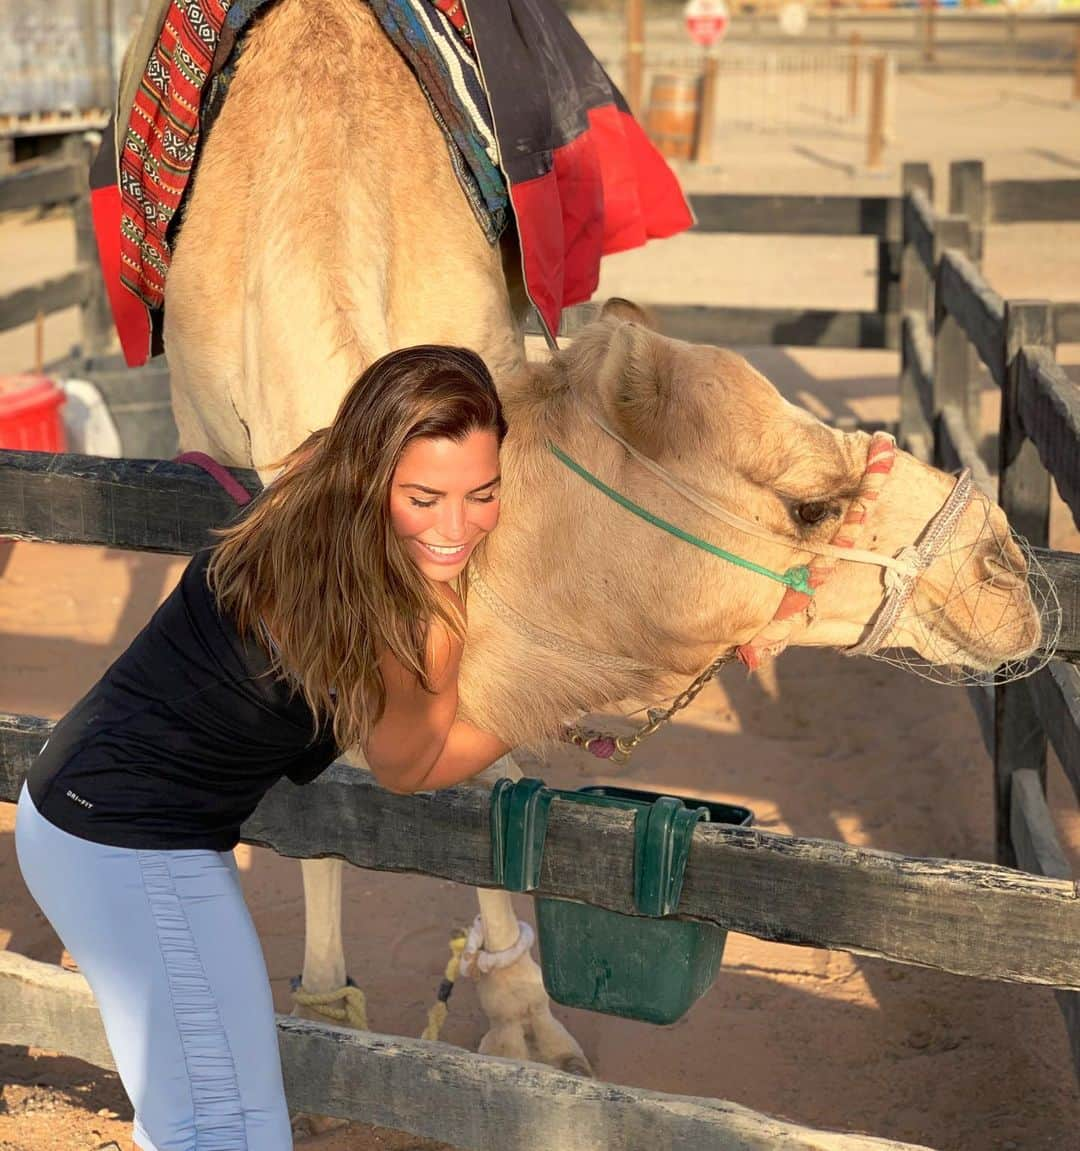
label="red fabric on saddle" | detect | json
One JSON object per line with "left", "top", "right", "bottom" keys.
{"left": 91, "top": 0, "right": 692, "bottom": 366}
{"left": 90, "top": 1, "right": 229, "bottom": 365}
{"left": 511, "top": 105, "right": 692, "bottom": 337}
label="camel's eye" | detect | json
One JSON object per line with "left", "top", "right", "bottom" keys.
{"left": 794, "top": 500, "right": 835, "bottom": 527}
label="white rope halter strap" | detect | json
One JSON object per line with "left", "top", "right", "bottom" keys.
{"left": 844, "top": 468, "right": 974, "bottom": 659}
{"left": 736, "top": 437, "right": 974, "bottom": 668}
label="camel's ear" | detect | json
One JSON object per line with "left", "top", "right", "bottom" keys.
{"left": 597, "top": 319, "right": 680, "bottom": 456}
{"left": 600, "top": 298, "right": 658, "bottom": 330}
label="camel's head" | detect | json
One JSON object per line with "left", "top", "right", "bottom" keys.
{"left": 501, "top": 302, "right": 1052, "bottom": 686}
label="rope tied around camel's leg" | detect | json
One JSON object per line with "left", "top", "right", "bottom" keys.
{"left": 459, "top": 914, "right": 536, "bottom": 978}
{"left": 290, "top": 974, "right": 368, "bottom": 1029}
{"left": 421, "top": 930, "right": 468, "bottom": 1041}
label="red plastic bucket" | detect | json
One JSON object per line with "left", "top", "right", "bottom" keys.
{"left": 0, "top": 375, "right": 67, "bottom": 452}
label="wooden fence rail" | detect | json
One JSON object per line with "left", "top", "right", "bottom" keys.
{"left": 948, "top": 161, "right": 1080, "bottom": 343}
{"left": 0, "top": 146, "right": 111, "bottom": 356}
{"left": 528, "top": 190, "right": 902, "bottom": 351}
{"left": 895, "top": 163, "right": 1080, "bottom": 1081}
{"left": 1, "top": 717, "right": 1079, "bottom": 993}
{"left": 0, "top": 951, "right": 934, "bottom": 1151}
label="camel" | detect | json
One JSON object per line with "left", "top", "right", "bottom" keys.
{"left": 159, "top": 0, "right": 1043, "bottom": 1093}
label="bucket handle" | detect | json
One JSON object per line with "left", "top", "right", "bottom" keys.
{"left": 489, "top": 779, "right": 709, "bottom": 916}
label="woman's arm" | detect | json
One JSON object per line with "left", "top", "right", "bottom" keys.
{"left": 363, "top": 585, "right": 511, "bottom": 792}
{"left": 363, "top": 615, "right": 462, "bottom": 790}
{"left": 381, "top": 719, "right": 510, "bottom": 794}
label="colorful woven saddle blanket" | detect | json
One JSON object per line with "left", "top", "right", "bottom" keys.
{"left": 91, "top": 0, "right": 692, "bottom": 367}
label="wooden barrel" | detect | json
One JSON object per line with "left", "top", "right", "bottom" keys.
{"left": 646, "top": 74, "right": 700, "bottom": 161}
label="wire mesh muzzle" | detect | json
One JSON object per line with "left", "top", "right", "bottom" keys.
{"left": 845, "top": 488, "right": 1061, "bottom": 686}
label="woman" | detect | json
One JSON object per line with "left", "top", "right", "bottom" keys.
{"left": 15, "top": 345, "right": 511, "bottom": 1151}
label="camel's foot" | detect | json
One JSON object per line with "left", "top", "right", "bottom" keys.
{"left": 290, "top": 1111, "right": 349, "bottom": 1140}
{"left": 289, "top": 974, "right": 368, "bottom": 1029}
{"left": 288, "top": 976, "right": 366, "bottom": 1138}
{"left": 474, "top": 951, "right": 593, "bottom": 1077}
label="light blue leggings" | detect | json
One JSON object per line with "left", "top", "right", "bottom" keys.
{"left": 15, "top": 784, "right": 292, "bottom": 1151}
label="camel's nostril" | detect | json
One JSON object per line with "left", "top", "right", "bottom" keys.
{"left": 980, "top": 555, "right": 1027, "bottom": 593}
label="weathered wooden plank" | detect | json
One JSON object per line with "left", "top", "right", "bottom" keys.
{"left": 932, "top": 219, "right": 979, "bottom": 439}
{"left": 935, "top": 405, "right": 996, "bottom": 499}
{"left": 970, "top": 681, "right": 995, "bottom": 756}
{"left": 687, "top": 193, "right": 899, "bottom": 239}
{"left": 987, "top": 179, "right": 1080, "bottom": 225}
{"left": 1027, "top": 663, "right": 1080, "bottom": 808}
{"left": 0, "top": 953, "right": 935, "bottom": 1151}
{"left": 995, "top": 304, "right": 1054, "bottom": 866}
{"left": 0, "top": 450, "right": 260, "bottom": 553}
{"left": 905, "top": 187, "right": 935, "bottom": 276}
{"left": 1009, "top": 769, "right": 1080, "bottom": 1082}
{"left": 1011, "top": 769, "right": 1071, "bottom": 881}
{"left": 934, "top": 410, "right": 1080, "bottom": 661}
{"left": 1054, "top": 301, "right": 1080, "bottom": 345}
{"left": 0, "top": 161, "right": 82, "bottom": 214}
{"left": 2, "top": 720, "right": 1079, "bottom": 991}
{"left": 1017, "top": 346, "right": 1080, "bottom": 529}
{"left": 937, "top": 250, "right": 1006, "bottom": 390}
{"left": 948, "top": 160, "right": 986, "bottom": 265}
{"left": 526, "top": 305, "right": 897, "bottom": 350}
{"left": 0, "top": 267, "right": 92, "bottom": 333}
{"left": 901, "top": 309, "right": 934, "bottom": 427}
{"left": 0, "top": 951, "right": 114, "bottom": 1070}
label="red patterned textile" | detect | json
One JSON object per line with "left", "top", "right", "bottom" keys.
{"left": 431, "top": 0, "right": 473, "bottom": 45}
{"left": 119, "top": 2, "right": 229, "bottom": 317}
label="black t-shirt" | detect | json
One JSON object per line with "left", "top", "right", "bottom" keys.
{"left": 27, "top": 548, "right": 339, "bottom": 851}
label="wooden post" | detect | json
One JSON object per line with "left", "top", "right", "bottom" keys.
{"left": 64, "top": 135, "right": 113, "bottom": 361}
{"left": 626, "top": 0, "right": 646, "bottom": 119}
{"left": 901, "top": 162, "right": 934, "bottom": 315}
{"left": 695, "top": 51, "right": 719, "bottom": 165}
{"left": 865, "top": 53, "right": 888, "bottom": 171}
{"left": 898, "top": 163, "right": 934, "bottom": 458}
{"left": 994, "top": 300, "right": 1055, "bottom": 868}
{"left": 932, "top": 215, "right": 974, "bottom": 463}
{"left": 847, "top": 31, "right": 861, "bottom": 119}
{"left": 922, "top": 0, "right": 936, "bottom": 67}
{"left": 1073, "top": 26, "right": 1080, "bottom": 103}
{"left": 949, "top": 159, "right": 985, "bottom": 266}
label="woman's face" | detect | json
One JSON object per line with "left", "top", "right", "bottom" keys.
{"left": 389, "top": 429, "right": 501, "bottom": 583}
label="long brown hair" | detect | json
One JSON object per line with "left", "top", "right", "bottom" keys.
{"left": 207, "top": 345, "right": 506, "bottom": 752}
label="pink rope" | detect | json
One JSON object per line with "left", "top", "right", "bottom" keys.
{"left": 174, "top": 451, "right": 253, "bottom": 507}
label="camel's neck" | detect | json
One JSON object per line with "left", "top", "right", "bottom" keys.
{"left": 456, "top": 432, "right": 702, "bottom": 745}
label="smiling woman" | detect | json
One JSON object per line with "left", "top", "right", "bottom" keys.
{"left": 15, "top": 344, "right": 511, "bottom": 1151}
{"left": 390, "top": 429, "right": 502, "bottom": 581}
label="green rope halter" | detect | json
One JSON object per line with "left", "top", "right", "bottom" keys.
{"left": 549, "top": 442, "right": 813, "bottom": 596}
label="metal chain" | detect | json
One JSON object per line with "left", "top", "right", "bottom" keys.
{"left": 563, "top": 651, "right": 734, "bottom": 764}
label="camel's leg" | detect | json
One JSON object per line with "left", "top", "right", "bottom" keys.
{"left": 471, "top": 755, "right": 593, "bottom": 1077}
{"left": 298, "top": 858, "right": 347, "bottom": 996}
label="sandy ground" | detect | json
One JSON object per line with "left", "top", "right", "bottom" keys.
{"left": 2, "top": 17, "right": 1080, "bottom": 1151}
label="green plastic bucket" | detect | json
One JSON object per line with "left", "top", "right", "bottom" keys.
{"left": 490, "top": 779, "right": 753, "bottom": 1025}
